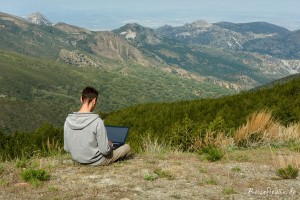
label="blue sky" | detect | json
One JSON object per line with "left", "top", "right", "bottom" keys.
{"left": 1, "top": 0, "right": 300, "bottom": 30}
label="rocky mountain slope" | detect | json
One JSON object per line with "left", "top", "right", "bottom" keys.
{"left": 243, "top": 30, "right": 300, "bottom": 59}
{"left": 155, "top": 20, "right": 288, "bottom": 51}
{"left": 156, "top": 20, "right": 247, "bottom": 50}
{"left": 155, "top": 20, "right": 300, "bottom": 60}
{"left": 0, "top": 12, "right": 148, "bottom": 66}
{"left": 26, "top": 12, "right": 53, "bottom": 26}
{"left": 214, "top": 21, "right": 289, "bottom": 35}
{"left": 114, "top": 23, "right": 300, "bottom": 90}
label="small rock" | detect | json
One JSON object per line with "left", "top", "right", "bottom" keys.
{"left": 133, "top": 186, "right": 143, "bottom": 193}
{"left": 14, "top": 182, "right": 29, "bottom": 187}
{"left": 100, "top": 178, "right": 116, "bottom": 186}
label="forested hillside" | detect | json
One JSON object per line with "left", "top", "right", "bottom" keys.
{"left": 105, "top": 75, "right": 300, "bottom": 150}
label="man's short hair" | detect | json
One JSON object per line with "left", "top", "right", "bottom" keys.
{"left": 81, "top": 86, "right": 99, "bottom": 104}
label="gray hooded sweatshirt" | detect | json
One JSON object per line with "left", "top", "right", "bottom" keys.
{"left": 64, "top": 112, "right": 112, "bottom": 165}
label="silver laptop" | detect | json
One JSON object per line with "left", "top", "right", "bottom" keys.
{"left": 105, "top": 125, "right": 129, "bottom": 149}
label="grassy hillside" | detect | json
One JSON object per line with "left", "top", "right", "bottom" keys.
{"left": 0, "top": 50, "right": 232, "bottom": 132}
{"left": 105, "top": 75, "right": 300, "bottom": 150}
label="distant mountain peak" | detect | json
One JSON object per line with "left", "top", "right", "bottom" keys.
{"left": 120, "top": 29, "right": 137, "bottom": 39}
{"left": 114, "top": 23, "right": 162, "bottom": 45}
{"left": 115, "top": 23, "right": 152, "bottom": 38}
{"left": 185, "top": 20, "right": 212, "bottom": 29}
{"left": 192, "top": 20, "right": 212, "bottom": 27}
{"left": 122, "top": 23, "right": 148, "bottom": 31}
{"left": 26, "top": 12, "right": 52, "bottom": 26}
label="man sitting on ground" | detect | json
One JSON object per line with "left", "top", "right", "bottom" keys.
{"left": 64, "top": 86, "right": 130, "bottom": 165}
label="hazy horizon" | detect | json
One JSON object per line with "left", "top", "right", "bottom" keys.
{"left": 1, "top": 0, "right": 300, "bottom": 31}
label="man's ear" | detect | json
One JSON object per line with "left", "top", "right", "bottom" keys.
{"left": 92, "top": 98, "right": 97, "bottom": 105}
{"left": 80, "top": 96, "right": 83, "bottom": 104}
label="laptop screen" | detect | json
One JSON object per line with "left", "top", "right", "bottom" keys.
{"left": 105, "top": 126, "right": 129, "bottom": 144}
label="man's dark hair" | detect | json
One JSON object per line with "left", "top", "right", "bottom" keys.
{"left": 81, "top": 86, "right": 98, "bottom": 104}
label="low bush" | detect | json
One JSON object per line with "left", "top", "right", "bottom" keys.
{"left": 144, "top": 172, "right": 158, "bottom": 181}
{"left": 201, "top": 146, "right": 224, "bottom": 162}
{"left": 21, "top": 168, "right": 50, "bottom": 186}
{"left": 276, "top": 165, "right": 299, "bottom": 179}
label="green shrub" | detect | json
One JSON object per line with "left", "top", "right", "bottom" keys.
{"left": 144, "top": 172, "right": 158, "bottom": 181}
{"left": 201, "top": 146, "right": 224, "bottom": 162}
{"left": 276, "top": 165, "right": 299, "bottom": 179}
{"left": 169, "top": 116, "right": 197, "bottom": 151}
{"left": 21, "top": 168, "right": 50, "bottom": 185}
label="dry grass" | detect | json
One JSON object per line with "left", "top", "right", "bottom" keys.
{"left": 192, "top": 131, "right": 234, "bottom": 151}
{"left": 235, "top": 111, "right": 300, "bottom": 147}
{"left": 141, "top": 134, "right": 182, "bottom": 154}
{"left": 270, "top": 148, "right": 300, "bottom": 169}
{"left": 46, "top": 138, "right": 63, "bottom": 155}
{"left": 278, "top": 124, "right": 300, "bottom": 142}
{"left": 191, "top": 111, "right": 300, "bottom": 151}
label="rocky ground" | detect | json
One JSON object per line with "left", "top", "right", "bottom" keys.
{"left": 0, "top": 148, "right": 299, "bottom": 200}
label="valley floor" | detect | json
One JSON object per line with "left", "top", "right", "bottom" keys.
{"left": 0, "top": 148, "right": 299, "bottom": 200}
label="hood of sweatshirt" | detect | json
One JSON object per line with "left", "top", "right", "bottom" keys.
{"left": 65, "top": 112, "right": 99, "bottom": 130}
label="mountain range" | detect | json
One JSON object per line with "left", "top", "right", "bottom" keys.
{"left": 1, "top": 12, "right": 300, "bottom": 90}
{"left": 155, "top": 21, "right": 289, "bottom": 51}
{"left": 114, "top": 22, "right": 300, "bottom": 89}
{"left": 0, "top": 11, "right": 300, "bottom": 131}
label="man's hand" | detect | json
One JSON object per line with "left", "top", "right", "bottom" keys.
{"left": 108, "top": 140, "right": 113, "bottom": 147}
